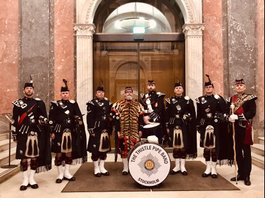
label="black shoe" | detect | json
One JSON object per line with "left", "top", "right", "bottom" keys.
{"left": 202, "top": 173, "right": 211, "bottom": 177}
{"left": 101, "top": 171, "right": 110, "bottom": 176}
{"left": 244, "top": 177, "right": 251, "bottom": 186}
{"left": 56, "top": 178, "right": 63, "bottom": 183}
{"left": 64, "top": 176, "right": 76, "bottom": 181}
{"left": 230, "top": 175, "right": 244, "bottom": 181}
{"left": 19, "top": 185, "right": 28, "bottom": 191}
{"left": 122, "top": 171, "right": 129, "bottom": 175}
{"left": 211, "top": 174, "right": 218, "bottom": 179}
{"left": 30, "top": 184, "right": 39, "bottom": 189}
{"left": 170, "top": 170, "right": 180, "bottom": 175}
{"left": 181, "top": 171, "right": 188, "bottom": 176}
{"left": 94, "top": 173, "right": 101, "bottom": 177}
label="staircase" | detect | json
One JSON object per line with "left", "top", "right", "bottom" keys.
{"left": 251, "top": 137, "right": 264, "bottom": 169}
{"left": 0, "top": 115, "right": 20, "bottom": 184}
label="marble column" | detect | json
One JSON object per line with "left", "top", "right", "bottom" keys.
{"left": 20, "top": 0, "right": 51, "bottom": 105}
{"left": 256, "top": 0, "right": 264, "bottom": 138}
{"left": 74, "top": 23, "right": 95, "bottom": 115}
{"left": 226, "top": 0, "right": 259, "bottom": 140}
{"left": 183, "top": 24, "right": 204, "bottom": 100}
{"left": 226, "top": 0, "right": 257, "bottom": 93}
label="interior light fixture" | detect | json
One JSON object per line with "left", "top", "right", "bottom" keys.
{"left": 133, "top": 26, "right": 145, "bottom": 34}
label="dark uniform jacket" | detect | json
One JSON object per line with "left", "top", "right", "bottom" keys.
{"left": 140, "top": 91, "right": 166, "bottom": 141}
{"left": 140, "top": 91, "right": 165, "bottom": 123}
{"left": 49, "top": 99, "right": 87, "bottom": 164}
{"left": 165, "top": 96, "right": 197, "bottom": 158}
{"left": 12, "top": 97, "right": 51, "bottom": 172}
{"left": 196, "top": 94, "right": 230, "bottom": 163}
{"left": 227, "top": 93, "right": 257, "bottom": 177}
{"left": 86, "top": 97, "right": 112, "bottom": 153}
{"left": 227, "top": 93, "right": 257, "bottom": 145}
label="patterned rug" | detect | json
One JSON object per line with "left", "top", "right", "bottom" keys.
{"left": 62, "top": 161, "right": 239, "bottom": 192}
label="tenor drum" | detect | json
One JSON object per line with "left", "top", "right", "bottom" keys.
{"left": 128, "top": 142, "right": 170, "bottom": 187}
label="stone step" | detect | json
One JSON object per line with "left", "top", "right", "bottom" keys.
{"left": 0, "top": 139, "right": 16, "bottom": 152}
{"left": 251, "top": 144, "right": 264, "bottom": 156}
{"left": 258, "top": 137, "right": 264, "bottom": 145}
{"left": 0, "top": 116, "right": 10, "bottom": 133}
{"left": 252, "top": 152, "right": 264, "bottom": 169}
{"left": 0, "top": 147, "right": 17, "bottom": 166}
{"left": 0, "top": 159, "right": 20, "bottom": 184}
{"left": 0, "top": 131, "right": 9, "bottom": 141}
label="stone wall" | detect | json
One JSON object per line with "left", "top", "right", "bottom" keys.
{"left": 226, "top": 0, "right": 263, "bottom": 140}
{"left": 20, "top": 0, "right": 53, "bottom": 106}
{"left": 256, "top": 0, "right": 264, "bottom": 138}
{"left": 0, "top": 0, "right": 263, "bottom": 140}
{"left": 53, "top": 0, "right": 75, "bottom": 100}
{"left": 203, "top": 0, "right": 264, "bottom": 140}
{"left": 203, "top": 0, "right": 225, "bottom": 96}
{"left": 0, "top": 0, "right": 19, "bottom": 114}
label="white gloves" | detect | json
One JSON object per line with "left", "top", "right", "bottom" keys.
{"left": 11, "top": 125, "right": 17, "bottom": 141}
{"left": 229, "top": 114, "right": 238, "bottom": 122}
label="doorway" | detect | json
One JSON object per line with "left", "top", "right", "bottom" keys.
{"left": 93, "top": 39, "right": 185, "bottom": 102}
{"left": 93, "top": 1, "right": 185, "bottom": 100}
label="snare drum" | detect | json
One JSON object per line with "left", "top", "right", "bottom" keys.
{"left": 128, "top": 141, "right": 170, "bottom": 187}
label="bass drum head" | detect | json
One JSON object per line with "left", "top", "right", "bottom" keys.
{"left": 128, "top": 143, "right": 170, "bottom": 187}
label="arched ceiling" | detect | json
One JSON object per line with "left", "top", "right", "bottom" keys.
{"left": 102, "top": 2, "right": 172, "bottom": 33}
{"left": 94, "top": 0, "right": 184, "bottom": 33}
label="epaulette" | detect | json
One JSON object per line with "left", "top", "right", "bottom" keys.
{"left": 34, "top": 98, "right": 41, "bottom": 101}
{"left": 12, "top": 99, "right": 23, "bottom": 107}
{"left": 165, "top": 98, "right": 170, "bottom": 104}
{"left": 12, "top": 99, "right": 19, "bottom": 105}
{"left": 239, "top": 94, "right": 257, "bottom": 102}
{"left": 247, "top": 94, "right": 257, "bottom": 101}
{"left": 226, "top": 97, "right": 231, "bottom": 103}
{"left": 51, "top": 101, "right": 58, "bottom": 106}
{"left": 87, "top": 101, "right": 95, "bottom": 106}
{"left": 157, "top": 92, "right": 166, "bottom": 97}
{"left": 184, "top": 96, "right": 190, "bottom": 100}
{"left": 214, "top": 94, "right": 220, "bottom": 100}
{"left": 69, "top": 100, "right": 75, "bottom": 104}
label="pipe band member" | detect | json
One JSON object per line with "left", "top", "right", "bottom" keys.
{"left": 49, "top": 79, "right": 87, "bottom": 184}
{"left": 12, "top": 76, "right": 51, "bottom": 191}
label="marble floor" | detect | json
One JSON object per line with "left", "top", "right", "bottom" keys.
{"left": 0, "top": 155, "right": 263, "bottom": 198}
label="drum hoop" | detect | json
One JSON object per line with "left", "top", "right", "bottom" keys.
{"left": 143, "top": 122, "right": 160, "bottom": 129}
{"left": 128, "top": 143, "right": 170, "bottom": 187}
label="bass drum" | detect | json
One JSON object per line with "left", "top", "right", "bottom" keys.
{"left": 128, "top": 141, "right": 170, "bottom": 187}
